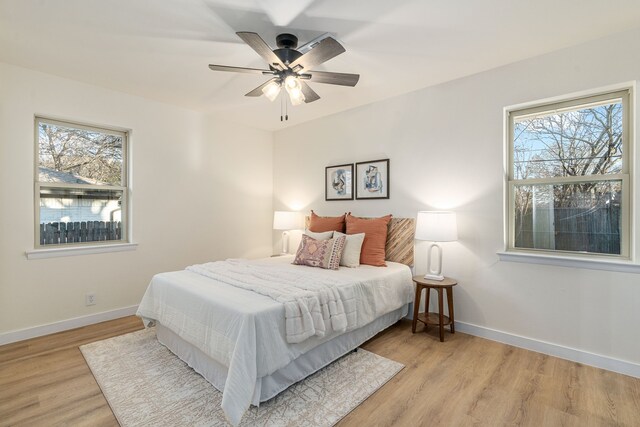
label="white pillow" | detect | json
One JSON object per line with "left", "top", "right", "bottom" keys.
{"left": 334, "top": 232, "right": 365, "bottom": 267}
{"left": 304, "top": 229, "right": 334, "bottom": 240}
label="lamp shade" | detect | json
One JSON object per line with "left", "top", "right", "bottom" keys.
{"left": 262, "top": 80, "right": 281, "bottom": 102}
{"left": 273, "top": 211, "right": 303, "bottom": 230}
{"left": 415, "top": 211, "right": 458, "bottom": 242}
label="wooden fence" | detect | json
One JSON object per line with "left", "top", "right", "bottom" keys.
{"left": 40, "top": 221, "right": 122, "bottom": 245}
{"left": 515, "top": 206, "right": 620, "bottom": 254}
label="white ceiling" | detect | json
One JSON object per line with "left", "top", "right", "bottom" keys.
{"left": 1, "top": 0, "right": 640, "bottom": 131}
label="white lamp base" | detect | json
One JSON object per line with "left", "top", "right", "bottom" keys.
{"left": 425, "top": 242, "right": 445, "bottom": 281}
{"left": 281, "top": 231, "right": 290, "bottom": 255}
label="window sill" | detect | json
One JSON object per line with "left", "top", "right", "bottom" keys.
{"left": 26, "top": 242, "right": 138, "bottom": 260}
{"left": 497, "top": 251, "right": 640, "bottom": 274}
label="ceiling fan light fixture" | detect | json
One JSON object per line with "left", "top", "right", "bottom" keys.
{"left": 262, "top": 80, "right": 282, "bottom": 102}
{"left": 208, "top": 31, "right": 359, "bottom": 117}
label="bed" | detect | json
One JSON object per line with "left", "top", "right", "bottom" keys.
{"left": 136, "top": 217, "right": 416, "bottom": 425}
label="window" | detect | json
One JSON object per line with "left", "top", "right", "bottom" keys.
{"left": 506, "top": 89, "right": 631, "bottom": 259}
{"left": 35, "top": 117, "right": 128, "bottom": 247}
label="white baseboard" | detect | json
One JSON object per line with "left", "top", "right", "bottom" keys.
{"left": 0, "top": 305, "right": 139, "bottom": 346}
{"left": 3, "top": 307, "right": 639, "bottom": 379}
{"left": 455, "top": 320, "right": 640, "bottom": 379}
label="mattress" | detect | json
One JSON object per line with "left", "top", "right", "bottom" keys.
{"left": 137, "top": 255, "right": 413, "bottom": 425}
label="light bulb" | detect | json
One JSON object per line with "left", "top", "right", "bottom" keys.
{"left": 283, "top": 75, "right": 305, "bottom": 106}
{"left": 262, "top": 80, "right": 281, "bottom": 102}
{"left": 284, "top": 76, "right": 301, "bottom": 91}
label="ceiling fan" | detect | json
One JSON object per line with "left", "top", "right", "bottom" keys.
{"left": 208, "top": 32, "right": 359, "bottom": 115}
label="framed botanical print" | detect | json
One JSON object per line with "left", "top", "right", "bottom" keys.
{"left": 325, "top": 163, "right": 354, "bottom": 201}
{"left": 356, "top": 159, "right": 389, "bottom": 199}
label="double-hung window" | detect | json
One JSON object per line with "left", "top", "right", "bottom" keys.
{"left": 35, "top": 117, "right": 129, "bottom": 247}
{"left": 506, "top": 89, "right": 631, "bottom": 259}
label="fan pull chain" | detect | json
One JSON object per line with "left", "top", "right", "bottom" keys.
{"left": 278, "top": 91, "right": 290, "bottom": 122}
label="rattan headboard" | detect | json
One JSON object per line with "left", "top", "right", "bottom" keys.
{"left": 304, "top": 216, "right": 416, "bottom": 266}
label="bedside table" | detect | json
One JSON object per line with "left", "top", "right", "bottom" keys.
{"left": 412, "top": 276, "right": 457, "bottom": 342}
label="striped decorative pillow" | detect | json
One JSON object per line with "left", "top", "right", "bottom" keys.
{"left": 293, "top": 234, "right": 346, "bottom": 270}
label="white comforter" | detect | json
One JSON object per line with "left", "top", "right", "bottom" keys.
{"left": 186, "top": 259, "right": 355, "bottom": 343}
{"left": 136, "top": 256, "right": 413, "bottom": 426}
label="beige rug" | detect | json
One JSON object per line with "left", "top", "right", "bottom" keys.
{"left": 81, "top": 328, "right": 403, "bottom": 426}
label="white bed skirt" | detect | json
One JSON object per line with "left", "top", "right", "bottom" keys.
{"left": 157, "top": 303, "right": 409, "bottom": 405}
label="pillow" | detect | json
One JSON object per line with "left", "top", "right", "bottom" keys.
{"left": 308, "top": 210, "right": 346, "bottom": 233}
{"left": 293, "top": 234, "right": 346, "bottom": 270}
{"left": 304, "top": 229, "right": 334, "bottom": 240}
{"left": 334, "top": 231, "right": 365, "bottom": 268}
{"left": 345, "top": 214, "right": 392, "bottom": 267}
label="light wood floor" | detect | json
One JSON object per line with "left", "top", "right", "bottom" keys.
{"left": 1, "top": 317, "right": 639, "bottom": 426}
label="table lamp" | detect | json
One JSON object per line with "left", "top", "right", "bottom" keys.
{"left": 273, "top": 211, "right": 303, "bottom": 254}
{"left": 415, "top": 211, "right": 458, "bottom": 281}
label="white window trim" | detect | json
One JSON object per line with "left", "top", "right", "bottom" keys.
{"left": 26, "top": 242, "right": 138, "bottom": 260}
{"left": 501, "top": 82, "right": 637, "bottom": 267}
{"left": 496, "top": 251, "right": 640, "bottom": 274}
{"left": 31, "top": 116, "right": 134, "bottom": 258}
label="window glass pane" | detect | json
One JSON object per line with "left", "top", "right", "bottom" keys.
{"left": 39, "top": 187, "right": 123, "bottom": 245}
{"left": 514, "top": 181, "right": 621, "bottom": 255}
{"left": 38, "top": 121, "right": 123, "bottom": 186}
{"left": 513, "top": 100, "right": 623, "bottom": 180}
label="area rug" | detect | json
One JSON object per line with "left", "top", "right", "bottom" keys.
{"left": 80, "top": 328, "right": 403, "bottom": 426}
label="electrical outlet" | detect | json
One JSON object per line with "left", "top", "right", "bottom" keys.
{"left": 85, "top": 293, "right": 97, "bottom": 306}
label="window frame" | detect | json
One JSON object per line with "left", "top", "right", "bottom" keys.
{"left": 505, "top": 88, "right": 633, "bottom": 260}
{"left": 33, "top": 116, "right": 130, "bottom": 249}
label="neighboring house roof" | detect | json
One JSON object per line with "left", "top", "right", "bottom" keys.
{"left": 39, "top": 166, "right": 105, "bottom": 185}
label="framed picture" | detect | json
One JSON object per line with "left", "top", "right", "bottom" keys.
{"left": 325, "top": 163, "right": 354, "bottom": 201}
{"left": 356, "top": 159, "right": 389, "bottom": 200}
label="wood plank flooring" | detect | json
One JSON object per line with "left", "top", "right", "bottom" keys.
{"left": 1, "top": 316, "right": 638, "bottom": 426}
{"left": 0, "top": 317, "right": 143, "bottom": 427}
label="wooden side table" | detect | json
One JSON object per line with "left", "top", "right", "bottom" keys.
{"left": 411, "top": 276, "right": 457, "bottom": 342}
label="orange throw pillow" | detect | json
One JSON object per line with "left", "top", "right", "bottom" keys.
{"left": 308, "top": 210, "right": 346, "bottom": 233}
{"left": 345, "top": 214, "right": 392, "bottom": 266}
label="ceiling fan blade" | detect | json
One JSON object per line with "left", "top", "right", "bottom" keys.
{"left": 307, "top": 70, "right": 360, "bottom": 87}
{"left": 236, "top": 32, "right": 285, "bottom": 70}
{"left": 289, "top": 37, "right": 345, "bottom": 71}
{"left": 300, "top": 81, "right": 320, "bottom": 103}
{"left": 209, "top": 64, "right": 272, "bottom": 74}
{"left": 245, "top": 78, "right": 278, "bottom": 97}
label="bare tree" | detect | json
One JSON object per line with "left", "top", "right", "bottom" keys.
{"left": 513, "top": 102, "right": 623, "bottom": 253}
{"left": 39, "top": 123, "right": 123, "bottom": 185}
{"left": 514, "top": 103, "right": 622, "bottom": 208}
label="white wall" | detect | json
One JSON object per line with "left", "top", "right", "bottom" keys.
{"left": 273, "top": 28, "right": 640, "bottom": 365}
{"left": 0, "top": 62, "right": 273, "bottom": 335}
